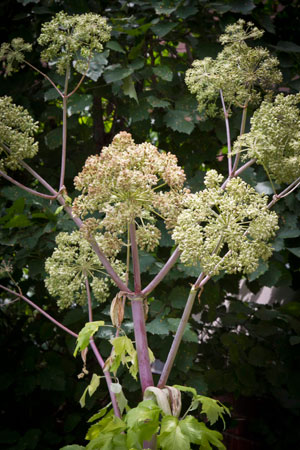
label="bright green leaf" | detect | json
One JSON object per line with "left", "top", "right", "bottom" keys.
{"left": 74, "top": 321, "right": 105, "bottom": 357}
{"left": 158, "top": 416, "right": 190, "bottom": 450}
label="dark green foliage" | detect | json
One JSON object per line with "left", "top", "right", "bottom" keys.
{"left": 1, "top": 1, "right": 300, "bottom": 449}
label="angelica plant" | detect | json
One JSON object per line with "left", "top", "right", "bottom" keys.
{"left": 1, "top": 16, "right": 300, "bottom": 450}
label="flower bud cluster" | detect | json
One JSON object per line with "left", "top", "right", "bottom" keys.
{"left": 73, "top": 131, "right": 186, "bottom": 252}
{"left": 0, "top": 96, "right": 38, "bottom": 171}
{"left": 233, "top": 93, "right": 300, "bottom": 184}
{"left": 37, "top": 12, "right": 111, "bottom": 74}
{"left": 172, "top": 170, "right": 278, "bottom": 276}
{"left": 0, "top": 38, "right": 32, "bottom": 76}
{"left": 185, "top": 20, "right": 282, "bottom": 117}
{"left": 45, "top": 231, "right": 126, "bottom": 309}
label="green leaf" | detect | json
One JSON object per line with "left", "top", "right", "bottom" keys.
{"left": 179, "top": 416, "right": 226, "bottom": 449}
{"left": 167, "top": 318, "right": 198, "bottom": 343}
{"left": 164, "top": 110, "right": 194, "bottom": 134}
{"left": 146, "top": 95, "right": 170, "bottom": 108}
{"left": 73, "top": 321, "right": 105, "bottom": 357}
{"left": 276, "top": 40, "right": 300, "bottom": 53}
{"left": 104, "top": 67, "right": 133, "bottom": 83}
{"left": 158, "top": 416, "right": 190, "bottom": 450}
{"left": 146, "top": 316, "right": 170, "bottom": 336}
{"left": 152, "top": 65, "right": 173, "bottom": 81}
{"left": 67, "top": 94, "right": 93, "bottom": 117}
{"left": 247, "top": 260, "right": 268, "bottom": 281}
{"left": 126, "top": 400, "right": 161, "bottom": 446}
{"left": 44, "top": 87, "right": 60, "bottom": 101}
{"left": 60, "top": 446, "right": 85, "bottom": 450}
{"left": 196, "top": 395, "right": 230, "bottom": 427}
{"left": 151, "top": 22, "right": 177, "bottom": 38}
{"left": 173, "top": 384, "right": 197, "bottom": 397}
{"left": 79, "top": 373, "right": 101, "bottom": 408}
{"left": 122, "top": 76, "right": 138, "bottom": 103}
{"left": 3, "top": 214, "right": 31, "bottom": 228}
{"left": 106, "top": 41, "right": 126, "bottom": 54}
{"left": 287, "top": 247, "right": 300, "bottom": 258}
{"left": 45, "top": 127, "right": 62, "bottom": 149}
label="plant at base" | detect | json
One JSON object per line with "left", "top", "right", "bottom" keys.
{"left": 37, "top": 11, "right": 111, "bottom": 74}
{"left": 0, "top": 96, "right": 38, "bottom": 171}
{"left": 73, "top": 131, "right": 188, "bottom": 252}
{"left": 45, "top": 230, "right": 126, "bottom": 309}
{"left": 185, "top": 19, "right": 282, "bottom": 117}
{"left": 172, "top": 170, "right": 278, "bottom": 276}
{"left": 233, "top": 93, "right": 300, "bottom": 184}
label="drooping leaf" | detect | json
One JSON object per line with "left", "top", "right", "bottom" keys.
{"left": 79, "top": 373, "right": 101, "bottom": 408}
{"left": 73, "top": 321, "right": 105, "bottom": 357}
{"left": 122, "top": 76, "right": 138, "bottom": 103}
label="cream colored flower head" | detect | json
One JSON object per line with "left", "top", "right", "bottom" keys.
{"left": 45, "top": 231, "right": 126, "bottom": 309}
{"left": 73, "top": 131, "right": 187, "bottom": 252}
{"left": 233, "top": 93, "right": 300, "bottom": 184}
{"left": 172, "top": 170, "right": 278, "bottom": 276}
{"left": 185, "top": 19, "right": 282, "bottom": 117}
{"left": 0, "top": 96, "right": 38, "bottom": 171}
{"left": 0, "top": 38, "right": 32, "bottom": 76}
{"left": 37, "top": 12, "right": 111, "bottom": 74}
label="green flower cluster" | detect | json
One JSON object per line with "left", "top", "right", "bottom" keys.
{"left": 233, "top": 93, "right": 300, "bottom": 184}
{"left": 0, "top": 38, "right": 32, "bottom": 76}
{"left": 185, "top": 20, "right": 282, "bottom": 117}
{"left": 73, "top": 131, "right": 187, "bottom": 252}
{"left": 0, "top": 96, "right": 38, "bottom": 171}
{"left": 37, "top": 12, "right": 111, "bottom": 74}
{"left": 172, "top": 171, "right": 278, "bottom": 276}
{"left": 45, "top": 231, "right": 126, "bottom": 309}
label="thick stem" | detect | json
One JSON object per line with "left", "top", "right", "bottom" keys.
{"left": 129, "top": 223, "right": 141, "bottom": 293}
{"left": 142, "top": 247, "right": 180, "bottom": 296}
{"left": 59, "top": 66, "right": 70, "bottom": 190}
{"left": 129, "top": 222, "right": 154, "bottom": 392}
{"left": 131, "top": 299, "right": 154, "bottom": 392}
{"left": 220, "top": 89, "right": 232, "bottom": 176}
{"left": 158, "top": 286, "right": 198, "bottom": 388}
{"left": 0, "top": 284, "right": 77, "bottom": 338}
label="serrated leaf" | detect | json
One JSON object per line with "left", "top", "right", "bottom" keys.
{"left": 104, "top": 67, "right": 133, "bottom": 83}
{"left": 146, "top": 316, "right": 170, "bottom": 336}
{"left": 122, "top": 76, "right": 138, "bottom": 103}
{"left": 196, "top": 395, "right": 230, "bottom": 428}
{"left": 179, "top": 416, "right": 226, "bottom": 449}
{"left": 73, "top": 51, "right": 109, "bottom": 82}
{"left": 74, "top": 321, "right": 105, "bottom": 357}
{"left": 158, "top": 416, "right": 190, "bottom": 450}
{"left": 152, "top": 65, "right": 173, "bottom": 81}
{"left": 164, "top": 110, "right": 194, "bottom": 134}
{"left": 106, "top": 41, "right": 125, "bottom": 54}
{"left": 151, "top": 22, "right": 177, "bottom": 38}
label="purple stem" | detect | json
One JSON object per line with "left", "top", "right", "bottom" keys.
{"left": 84, "top": 277, "right": 121, "bottom": 418}
{"left": 142, "top": 247, "right": 181, "bottom": 296}
{"left": 129, "top": 223, "right": 154, "bottom": 392}
{"left": 0, "top": 169, "right": 57, "bottom": 200}
{"left": 158, "top": 286, "right": 198, "bottom": 388}
{"left": 24, "top": 60, "right": 63, "bottom": 98}
{"left": 59, "top": 67, "right": 70, "bottom": 191}
{"left": 220, "top": 89, "right": 232, "bottom": 176}
{"left": 0, "top": 284, "right": 77, "bottom": 338}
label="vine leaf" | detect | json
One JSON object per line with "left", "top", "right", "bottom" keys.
{"left": 73, "top": 321, "right": 105, "bottom": 357}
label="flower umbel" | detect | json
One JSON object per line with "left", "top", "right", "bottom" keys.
{"left": 37, "top": 12, "right": 111, "bottom": 74}
{"left": 172, "top": 170, "right": 278, "bottom": 276}
{"left": 233, "top": 93, "right": 300, "bottom": 184}
{"left": 0, "top": 38, "right": 32, "bottom": 76}
{"left": 185, "top": 20, "right": 282, "bottom": 117}
{"left": 45, "top": 231, "right": 126, "bottom": 309}
{"left": 73, "top": 131, "right": 187, "bottom": 252}
{"left": 0, "top": 96, "right": 39, "bottom": 171}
